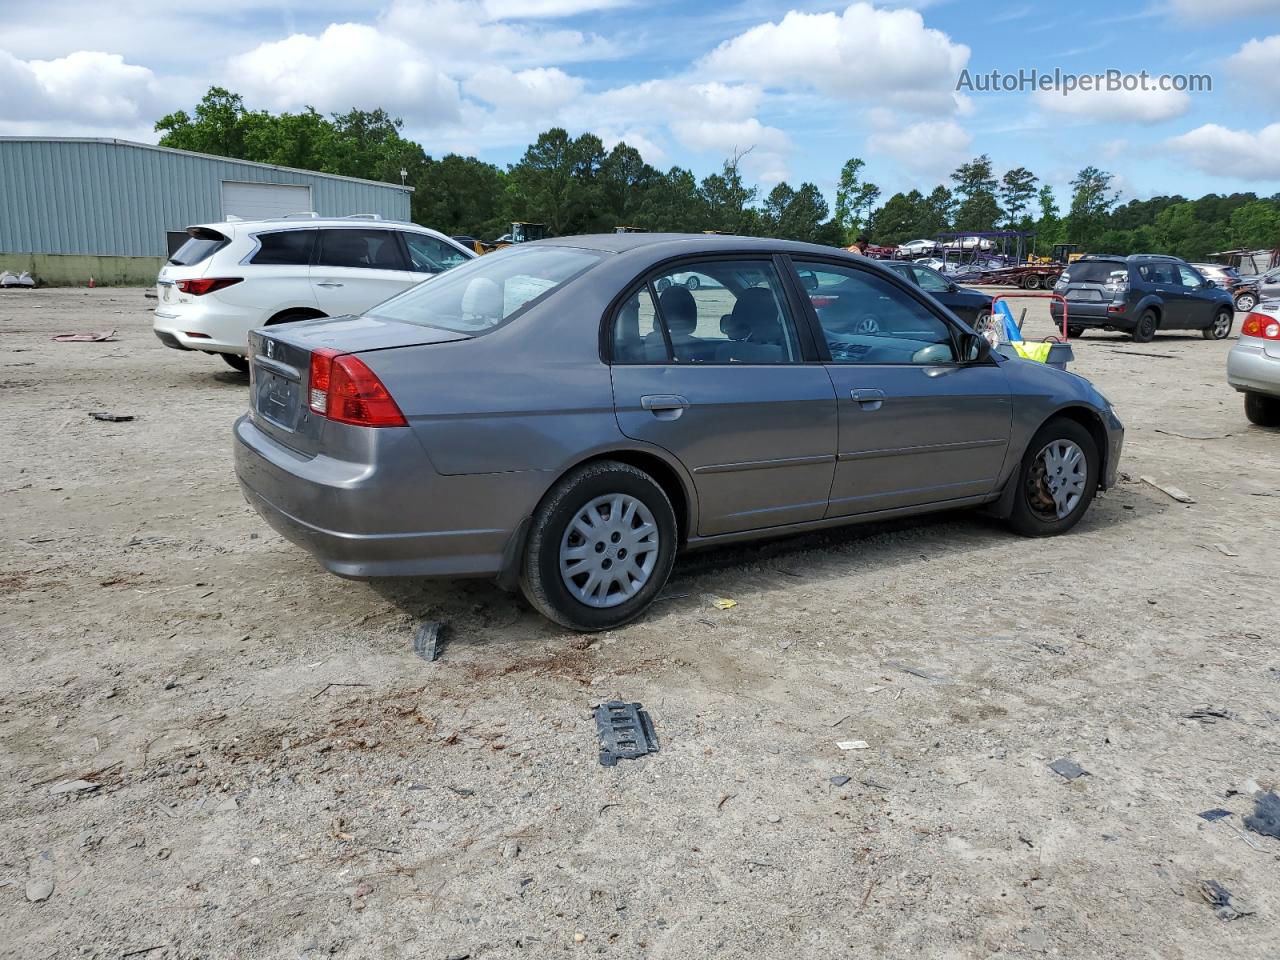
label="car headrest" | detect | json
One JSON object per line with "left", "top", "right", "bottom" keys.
{"left": 731, "top": 287, "right": 783, "bottom": 344}
{"left": 461, "top": 277, "right": 503, "bottom": 322}
{"left": 659, "top": 286, "right": 698, "bottom": 336}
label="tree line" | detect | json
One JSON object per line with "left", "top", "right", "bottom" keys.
{"left": 158, "top": 87, "right": 1280, "bottom": 261}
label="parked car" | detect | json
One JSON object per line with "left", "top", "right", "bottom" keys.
{"left": 1227, "top": 299, "right": 1280, "bottom": 426}
{"left": 154, "top": 216, "right": 475, "bottom": 372}
{"left": 656, "top": 271, "right": 721, "bottom": 291}
{"left": 1051, "top": 254, "right": 1234, "bottom": 343}
{"left": 896, "top": 239, "right": 939, "bottom": 257}
{"left": 1192, "top": 262, "right": 1260, "bottom": 311}
{"left": 1254, "top": 265, "right": 1280, "bottom": 302}
{"left": 234, "top": 234, "right": 1123, "bottom": 631}
{"left": 880, "top": 260, "right": 993, "bottom": 329}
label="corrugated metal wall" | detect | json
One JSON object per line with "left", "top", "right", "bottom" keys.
{"left": 0, "top": 139, "right": 413, "bottom": 257}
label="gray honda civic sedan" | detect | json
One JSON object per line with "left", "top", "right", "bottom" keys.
{"left": 234, "top": 234, "right": 1123, "bottom": 631}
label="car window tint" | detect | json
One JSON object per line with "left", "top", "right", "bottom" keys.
{"left": 1138, "top": 262, "right": 1177, "bottom": 284}
{"left": 169, "top": 236, "right": 226, "bottom": 266}
{"left": 647, "top": 261, "right": 802, "bottom": 363}
{"left": 250, "top": 230, "right": 314, "bottom": 266}
{"left": 1063, "top": 261, "right": 1126, "bottom": 283}
{"left": 316, "top": 229, "right": 407, "bottom": 271}
{"left": 404, "top": 233, "right": 469, "bottom": 273}
{"left": 794, "top": 260, "right": 956, "bottom": 365}
{"left": 1177, "top": 265, "right": 1203, "bottom": 287}
{"left": 612, "top": 286, "right": 668, "bottom": 363}
{"left": 912, "top": 266, "right": 950, "bottom": 292}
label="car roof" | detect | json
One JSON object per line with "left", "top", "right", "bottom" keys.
{"left": 186, "top": 217, "right": 465, "bottom": 247}
{"left": 525, "top": 232, "right": 862, "bottom": 260}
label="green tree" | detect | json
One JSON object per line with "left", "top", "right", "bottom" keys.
{"left": 413, "top": 154, "right": 508, "bottom": 238}
{"left": 950, "top": 155, "right": 1003, "bottom": 233}
{"left": 1230, "top": 201, "right": 1280, "bottom": 250}
{"left": 155, "top": 87, "right": 267, "bottom": 159}
{"left": 1066, "top": 166, "right": 1120, "bottom": 249}
{"left": 699, "top": 151, "right": 758, "bottom": 234}
{"left": 834, "top": 157, "right": 881, "bottom": 241}
{"left": 1000, "top": 167, "right": 1039, "bottom": 228}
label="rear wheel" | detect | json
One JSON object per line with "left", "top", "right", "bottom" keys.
{"left": 972, "top": 311, "right": 993, "bottom": 334}
{"left": 1203, "top": 308, "right": 1233, "bottom": 340}
{"left": 1131, "top": 310, "right": 1158, "bottom": 343}
{"left": 520, "top": 461, "right": 678, "bottom": 631}
{"left": 1235, "top": 292, "right": 1257, "bottom": 312}
{"left": 684, "top": 275, "right": 701, "bottom": 290}
{"left": 221, "top": 353, "right": 249, "bottom": 373}
{"left": 1007, "top": 418, "right": 1099, "bottom": 537}
{"left": 1021, "top": 273, "right": 1042, "bottom": 290}
{"left": 1066, "top": 324, "right": 1086, "bottom": 339}
{"left": 1244, "top": 391, "right": 1280, "bottom": 427}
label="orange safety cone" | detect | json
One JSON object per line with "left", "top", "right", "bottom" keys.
{"left": 88, "top": 276, "right": 95, "bottom": 288}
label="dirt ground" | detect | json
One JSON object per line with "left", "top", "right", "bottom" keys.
{"left": 2, "top": 287, "right": 1278, "bottom": 960}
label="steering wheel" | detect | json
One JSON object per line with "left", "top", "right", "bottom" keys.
{"left": 854, "top": 315, "right": 881, "bottom": 334}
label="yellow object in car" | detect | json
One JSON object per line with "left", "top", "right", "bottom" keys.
{"left": 1012, "top": 341, "right": 1055, "bottom": 363}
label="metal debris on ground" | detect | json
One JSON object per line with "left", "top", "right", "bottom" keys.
{"left": 836, "top": 740, "right": 869, "bottom": 751}
{"left": 89, "top": 412, "right": 134, "bottom": 422}
{"left": 1196, "top": 879, "right": 1254, "bottom": 921}
{"left": 52, "top": 329, "right": 117, "bottom": 342}
{"left": 830, "top": 775, "right": 851, "bottom": 786}
{"left": 1184, "top": 706, "right": 1238, "bottom": 723}
{"left": 1141, "top": 476, "right": 1195, "bottom": 504}
{"left": 710, "top": 597, "right": 737, "bottom": 610}
{"left": 1243, "top": 791, "right": 1280, "bottom": 840}
{"left": 885, "top": 660, "right": 955, "bottom": 684}
{"left": 413, "top": 620, "right": 445, "bottom": 662}
{"left": 1198, "top": 808, "right": 1232, "bottom": 822}
{"left": 594, "top": 701, "right": 659, "bottom": 767}
{"left": 1048, "top": 758, "right": 1089, "bottom": 781}
{"left": 48, "top": 779, "right": 100, "bottom": 796}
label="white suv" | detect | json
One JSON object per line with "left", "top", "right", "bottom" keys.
{"left": 153, "top": 215, "right": 475, "bottom": 372}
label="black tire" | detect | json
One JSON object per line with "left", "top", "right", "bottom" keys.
{"left": 221, "top": 353, "right": 249, "bottom": 373}
{"left": 684, "top": 275, "right": 701, "bottom": 290}
{"left": 520, "top": 461, "right": 678, "bottom": 631}
{"left": 1066, "top": 324, "right": 1086, "bottom": 339}
{"left": 1131, "top": 309, "right": 1158, "bottom": 343}
{"left": 1007, "top": 417, "right": 1099, "bottom": 538}
{"left": 1235, "top": 292, "right": 1257, "bottom": 312}
{"left": 1244, "top": 391, "right": 1280, "bottom": 427}
{"left": 1203, "top": 308, "right": 1233, "bottom": 340}
{"left": 1021, "top": 273, "right": 1042, "bottom": 290}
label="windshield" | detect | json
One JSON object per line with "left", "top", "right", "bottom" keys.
{"left": 367, "top": 245, "right": 602, "bottom": 334}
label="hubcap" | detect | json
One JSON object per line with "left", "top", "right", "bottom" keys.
{"left": 559, "top": 494, "right": 659, "bottom": 608}
{"left": 1028, "top": 439, "right": 1086, "bottom": 521}
{"left": 1214, "top": 313, "right": 1231, "bottom": 337}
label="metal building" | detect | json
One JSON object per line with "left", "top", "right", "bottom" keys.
{"left": 0, "top": 138, "right": 413, "bottom": 285}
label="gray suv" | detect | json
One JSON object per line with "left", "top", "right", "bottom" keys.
{"left": 1051, "top": 254, "right": 1235, "bottom": 343}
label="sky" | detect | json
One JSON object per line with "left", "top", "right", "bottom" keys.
{"left": 2, "top": 0, "right": 1279, "bottom": 210}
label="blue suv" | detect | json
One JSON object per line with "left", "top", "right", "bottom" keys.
{"left": 1051, "top": 254, "right": 1235, "bottom": 343}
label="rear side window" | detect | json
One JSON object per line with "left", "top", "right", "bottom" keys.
{"left": 316, "top": 229, "right": 408, "bottom": 271}
{"left": 612, "top": 286, "right": 667, "bottom": 363}
{"left": 250, "top": 230, "right": 315, "bottom": 266}
{"left": 168, "top": 236, "right": 226, "bottom": 266}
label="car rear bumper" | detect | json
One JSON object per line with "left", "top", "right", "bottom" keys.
{"left": 154, "top": 300, "right": 261, "bottom": 355}
{"left": 1050, "top": 301, "right": 1131, "bottom": 327}
{"left": 1227, "top": 341, "right": 1280, "bottom": 397}
{"left": 233, "top": 414, "right": 541, "bottom": 579}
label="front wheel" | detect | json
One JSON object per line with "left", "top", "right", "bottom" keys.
{"left": 684, "top": 275, "right": 701, "bottom": 290}
{"left": 1235, "top": 292, "right": 1257, "bottom": 312}
{"left": 1021, "top": 273, "right": 1042, "bottom": 290}
{"left": 1131, "top": 310, "right": 1158, "bottom": 343}
{"left": 1203, "top": 309, "right": 1233, "bottom": 340}
{"left": 1244, "top": 391, "right": 1280, "bottom": 427}
{"left": 520, "top": 461, "right": 678, "bottom": 631}
{"left": 972, "top": 311, "right": 993, "bottom": 334}
{"left": 1007, "top": 418, "right": 1099, "bottom": 537}
{"left": 221, "top": 353, "right": 249, "bottom": 373}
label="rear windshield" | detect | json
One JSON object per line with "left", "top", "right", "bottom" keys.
{"left": 169, "top": 236, "right": 226, "bottom": 266}
{"left": 367, "top": 245, "right": 602, "bottom": 334}
{"left": 1062, "top": 261, "right": 1127, "bottom": 283}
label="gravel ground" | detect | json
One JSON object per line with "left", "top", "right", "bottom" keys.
{"left": 1, "top": 287, "right": 1278, "bottom": 959}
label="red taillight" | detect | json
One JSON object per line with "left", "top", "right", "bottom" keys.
{"left": 1241, "top": 312, "right": 1280, "bottom": 340}
{"left": 177, "top": 277, "right": 242, "bottom": 296}
{"left": 308, "top": 348, "right": 406, "bottom": 427}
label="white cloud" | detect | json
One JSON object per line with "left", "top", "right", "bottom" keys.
{"left": 0, "top": 49, "right": 164, "bottom": 129}
{"left": 700, "top": 1, "right": 969, "bottom": 114}
{"left": 1166, "top": 123, "right": 1280, "bottom": 180}
{"left": 1227, "top": 34, "right": 1280, "bottom": 95}
{"left": 480, "top": 0, "right": 632, "bottom": 17}
{"left": 1032, "top": 85, "right": 1190, "bottom": 124}
{"left": 600, "top": 128, "right": 667, "bottom": 165}
{"left": 1169, "top": 0, "right": 1280, "bottom": 17}
{"left": 465, "top": 67, "right": 585, "bottom": 114}
{"left": 867, "top": 119, "right": 972, "bottom": 178}
{"left": 227, "top": 23, "right": 461, "bottom": 123}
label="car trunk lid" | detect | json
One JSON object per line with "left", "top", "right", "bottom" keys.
{"left": 247, "top": 316, "right": 470, "bottom": 455}
{"left": 1056, "top": 261, "right": 1127, "bottom": 302}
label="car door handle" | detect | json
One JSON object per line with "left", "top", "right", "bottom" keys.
{"left": 851, "top": 388, "right": 885, "bottom": 410}
{"left": 640, "top": 394, "right": 689, "bottom": 420}
{"left": 316, "top": 281, "right": 344, "bottom": 288}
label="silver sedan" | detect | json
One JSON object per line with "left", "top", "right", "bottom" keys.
{"left": 1228, "top": 299, "right": 1280, "bottom": 425}
{"left": 234, "top": 234, "right": 1124, "bottom": 631}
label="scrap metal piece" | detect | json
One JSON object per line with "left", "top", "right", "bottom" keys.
{"left": 90, "top": 412, "right": 134, "bottom": 422}
{"left": 1244, "top": 791, "right": 1280, "bottom": 840}
{"left": 1141, "top": 476, "right": 1195, "bottom": 504}
{"left": 413, "top": 620, "right": 445, "bottom": 662}
{"left": 1048, "top": 758, "right": 1089, "bottom": 781}
{"left": 1198, "top": 808, "right": 1232, "bottom": 822}
{"left": 594, "top": 701, "right": 658, "bottom": 767}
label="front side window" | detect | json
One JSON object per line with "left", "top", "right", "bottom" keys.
{"left": 795, "top": 261, "right": 956, "bottom": 365}
{"left": 404, "top": 233, "right": 470, "bottom": 273}
{"left": 911, "top": 266, "right": 951, "bottom": 293}
{"left": 640, "top": 260, "right": 802, "bottom": 363}
{"left": 316, "top": 229, "right": 407, "bottom": 271}
{"left": 250, "top": 230, "right": 314, "bottom": 266}
{"left": 1177, "top": 264, "right": 1204, "bottom": 287}
{"left": 367, "top": 244, "right": 601, "bottom": 334}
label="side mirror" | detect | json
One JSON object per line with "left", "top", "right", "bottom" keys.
{"left": 963, "top": 332, "right": 992, "bottom": 363}
{"left": 1202, "top": 280, "right": 1215, "bottom": 290}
